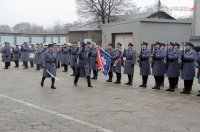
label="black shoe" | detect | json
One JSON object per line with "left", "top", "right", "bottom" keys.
{"left": 74, "top": 83, "right": 77, "bottom": 86}
{"left": 88, "top": 85, "right": 93, "bottom": 87}
{"left": 170, "top": 88, "right": 175, "bottom": 92}
{"left": 41, "top": 82, "right": 44, "bottom": 87}
{"left": 152, "top": 86, "right": 157, "bottom": 89}
{"left": 51, "top": 86, "right": 56, "bottom": 89}
{"left": 197, "top": 93, "right": 200, "bottom": 96}
{"left": 106, "top": 79, "right": 112, "bottom": 82}
{"left": 166, "top": 88, "right": 171, "bottom": 91}
{"left": 185, "top": 90, "right": 190, "bottom": 94}
{"left": 113, "top": 81, "right": 121, "bottom": 84}
{"left": 71, "top": 74, "right": 75, "bottom": 76}
{"left": 180, "top": 90, "right": 186, "bottom": 94}
{"left": 139, "top": 84, "right": 147, "bottom": 88}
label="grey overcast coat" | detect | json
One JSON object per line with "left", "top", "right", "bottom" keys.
{"left": 70, "top": 46, "right": 79, "bottom": 68}
{"left": 181, "top": 49, "right": 197, "bottom": 80}
{"left": 76, "top": 49, "right": 91, "bottom": 77}
{"left": 166, "top": 49, "right": 181, "bottom": 78}
{"left": 152, "top": 48, "right": 166, "bottom": 76}
{"left": 1, "top": 45, "right": 11, "bottom": 62}
{"left": 123, "top": 48, "right": 137, "bottom": 75}
{"left": 42, "top": 51, "right": 57, "bottom": 78}
{"left": 61, "top": 47, "right": 70, "bottom": 65}
{"left": 20, "top": 45, "right": 30, "bottom": 62}
{"left": 89, "top": 47, "right": 98, "bottom": 70}
{"left": 139, "top": 48, "right": 151, "bottom": 76}
{"left": 12, "top": 47, "right": 20, "bottom": 61}
{"left": 113, "top": 48, "right": 122, "bottom": 73}
{"left": 106, "top": 48, "right": 115, "bottom": 72}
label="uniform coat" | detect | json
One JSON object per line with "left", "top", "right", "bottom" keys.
{"left": 1, "top": 45, "right": 11, "bottom": 62}
{"left": 76, "top": 49, "right": 91, "bottom": 77}
{"left": 42, "top": 51, "right": 57, "bottom": 78}
{"left": 29, "top": 47, "right": 36, "bottom": 61}
{"left": 70, "top": 46, "right": 79, "bottom": 68}
{"left": 56, "top": 49, "right": 62, "bottom": 66}
{"left": 20, "top": 45, "right": 30, "bottom": 62}
{"left": 89, "top": 47, "right": 98, "bottom": 70}
{"left": 181, "top": 49, "right": 197, "bottom": 80}
{"left": 113, "top": 48, "right": 122, "bottom": 73}
{"left": 34, "top": 47, "right": 43, "bottom": 65}
{"left": 139, "top": 48, "right": 151, "bottom": 76}
{"left": 166, "top": 49, "right": 181, "bottom": 78}
{"left": 12, "top": 47, "right": 20, "bottom": 61}
{"left": 197, "top": 52, "right": 200, "bottom": 84}
{"left": 123, "top": 48, "right": 137, "bottom": 75}
{"left": 61, "top": 47, "right": 70, "bottom": 65}
{"left": 152, "top": 48, "right": 166, "bottom": 76}
{"left": 106, "top": 48, "right": 115, "bottom": 72}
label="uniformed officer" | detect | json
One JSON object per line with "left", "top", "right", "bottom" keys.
{"left": 34, "top": 44, "right": 44, "bottom": 70}
{"left": 29, "top": 44, "right": 36, "bottom": 67}
{"left": 1, "top": 42, "right": 11, "bottom": 69}
{"left": 196, "top": 52, "right": 200, "bottom": 96}
{"left": 173, "top": 42, "right": 182, "bottom": 88}
{"left": 151, "top": 42, "right": 166, "bottom": 90}
{"left": 105, "top": 43, "right": 115, "bottom": 82}
{"left": 138, "top": 42, "right": 151, "bottom": 88}
{"left": 55, "top": 44, "right": 62, "bottom": 69}
{"left": 74, "top": 42, "right": 93, "bottom": 87}
{"left": 113, "top": 43, "right": 123, "bottom": 84}
{"left": 89, "top": 42, "right": 98, "bottom": 80}
{"left": 20, "top": 42, "right": 30, "bottom": 69}
{"left": 41, "top": 44, "right": 57, "bottom": 89}
{"left": 12, "top": 44, "right": 20, "bottom": 68}
{"left": 180, "top": 42, "right": 197, "bottom": 94}
{"left": 166, "top": 42, "right": 181, "bottom": 92}
{"left": 70, "top": 42, "right": 79, "bottom": 76}
{"left": 160, "top": 43, "right": 167, "bottom": 87}
{"left": 123, "top": 43, "right": 137, "bottom": 85}
{"left": 61, "top": 43, "right": 71, "bottom": 72}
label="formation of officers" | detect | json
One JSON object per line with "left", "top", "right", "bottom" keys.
{"left": 1, "top": 41, "right": 200, "bottom": 96}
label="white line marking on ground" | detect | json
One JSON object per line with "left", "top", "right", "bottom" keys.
{"left": 0, "top": 94, "right": 113, "bottom": 132}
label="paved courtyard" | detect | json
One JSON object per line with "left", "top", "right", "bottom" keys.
{"left": 0, "top": 62, "right": 200, "bottom": 132}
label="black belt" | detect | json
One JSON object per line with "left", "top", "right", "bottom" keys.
{"left": 141, "top": 58, "right": 149, "bottom": 61}
{"left": 126, "top": 59, "right": 133, "bottom": 60}
{"left": 46, "top": 61, "right": 56, "bottom": 63}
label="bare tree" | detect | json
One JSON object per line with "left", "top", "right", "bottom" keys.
{"left": 0, "top": 25, "right": 12, "bottom": 32}
{"left": 76, "top": 0, "right": 138, "bottom": 24}
{"left": 13, "top": 22, "right": 32, "bottom": 33}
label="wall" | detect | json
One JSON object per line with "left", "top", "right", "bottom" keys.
{"left": 0, "top": 33, "right": 69, "bottom": 46}
{"left": 69, "top": 31, "right": 102, "bottom": 46}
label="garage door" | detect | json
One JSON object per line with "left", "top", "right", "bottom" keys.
{"left": 115, "top": 34, "right": 133, "bottom": 50}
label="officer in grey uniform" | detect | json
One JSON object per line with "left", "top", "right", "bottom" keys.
{"left": 138, "top": 42, "right": 151, "bottom": 88}
{"left": 41, "top": 44, "right": 57, "bottom": 89}
{"left": 55, "top": 44, "right": 62, "bottom": 69}
{"left": 61, "top": 43, "right": 71, "bottom": 72}
{"left": 70, "top": 42, "right": 79, "bottom": 76}
{"left": 20, "top": 42, "right": 30, "bottom": 69}
{"left": 173, "top": 42, "right": 182, "bottom": 88}
{"left": 29, "top": 44, "right": 36, "bottom": 67}
{"left": 105, "top": 43, "right": 115, "bottom": 82}
{"left": 160, "top": 43, "right": 167, "bottom": 87}
{"left": 74, "top": 42, "right": 92, "bottom": 87}
{"left": 180, "top": 42, "right": 197, "bottom": 94}
{"left": 34, "top": 44, "right": 44, "bottom": 70}
{"left": 89, "top": 42, "right": 98, "bottom": 80}
{"left": 1, "top": 42, "right": 11, "bottom": 69}
{"left": 123, "top": 43, "right": 137, "bottom": 85}
{"left": 12, "top": 44, "right": 20, "bottom": 68}
{"left": 196, "top": 52, "right": 200, "bottom": 96}
{"left": 166, "top": 42, "right": 181, "bottom": 92}
{"left": 113, "top": 43, "right": 123, "bottom": 84}
{"left": 151, "top": 42, "right": 166, "bottom": 90}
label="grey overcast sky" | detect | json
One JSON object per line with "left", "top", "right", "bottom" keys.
{"left": 0, "top": 0, "right": 194, "bottom": 27}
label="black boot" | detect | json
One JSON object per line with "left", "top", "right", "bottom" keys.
{"left": 125, "top": 75, "right": 132, "bottom": 85}
{"left": 51, "top": 78, "right": 56, "bottom": 89}
{"left": 41, "top": 77, "right": 45, "bottom": 87}
{"left": 36, "top": 64, "right": 40, "bottom": 70}
{"left": 74, "top": 74, "right": 79, "bottom": 86}
{"left": 197, "top": 92, "right": 200, "bottom": 96}
{"left": 4, "top": 62, "right": 9, "bottom": 69}
{"left": 139, "top": 76, "right": 147, "bottom": 88}
{"left": 106, "top": 72, "right": 112, "bottom": 82}
{"left": 91, "top": 70, "right": 97, "bottom": 80}
{"left": 30, "top": 61, "right": 34, "bottom": 67}
{"left": 71, "top": 68, "right": 76, "bottom": 76}
{"left": 24, "top": 62, "right": 28, "bottom": 69}
{"left": 87, "top": 77, "right": 93, "bottom": 87}
{"left": 114, "top": 73, "right": 121, "bottom": 84}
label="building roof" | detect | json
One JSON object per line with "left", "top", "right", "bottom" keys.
{"left": 69, "top": 23, "right": 101, "bottom": 32}
{"left": 103, "top": 18, "right": 192, "bottom": 27}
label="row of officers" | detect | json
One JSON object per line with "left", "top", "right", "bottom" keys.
{"left": 1, "top": 41, "right": 200, "bottom": 96}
